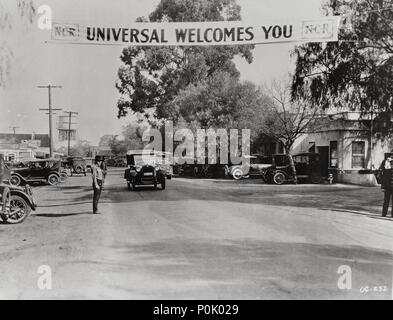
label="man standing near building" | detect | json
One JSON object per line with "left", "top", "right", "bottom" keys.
{"left": 380, "top": 154, "right": 393, "bottom": 217}
{"left": 92, "top": 156, "right": 104, "bottom": 214}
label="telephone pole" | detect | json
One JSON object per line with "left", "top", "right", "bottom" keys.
{"left": 9, "top": 126, "right": 19, "bottom": 135}
{"left": 37, "top": 85, "right": 62, "bottom": 158}
{"left": 63, "top": 111, "right": 78, "bottom": 156}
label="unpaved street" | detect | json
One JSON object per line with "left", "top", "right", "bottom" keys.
{"left": 0, "top": 169, "right": 392, "bottom": 299}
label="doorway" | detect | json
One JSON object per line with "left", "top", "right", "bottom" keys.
{"left": 317, "top": 146, "right": 329, "bottom": 177}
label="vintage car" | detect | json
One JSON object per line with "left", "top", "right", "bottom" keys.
{"left": 263, "top": 152, "right": 324, "bottom": 185}
{"left": 228, "top": 154, "right": 273, "bottom": 180}
{"left": 63, "top": 156, "right": 87, "bottom": 175}
{"left": 0, "top": 156, "right": 37, "bottom": 224}
{"left": 292, "top": 152, "right": 324, "bottom": 184}
{"left": 83, "top": 157, "right": 94, "bottom": 172}
{"left": 124, "top": 150, "right": 167, "bottom": 191}
{"left": 107, "top": 156, "right": 127, "bottom": 167}
{"left": 9, "top": 159, "right": 63, "bottom": 186}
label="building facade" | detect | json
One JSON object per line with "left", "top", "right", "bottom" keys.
{"left": 291, "top": 112, "right": 392, "bottom": 186}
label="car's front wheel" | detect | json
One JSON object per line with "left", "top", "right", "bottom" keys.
{"left": 7, "top": 195, "right": 31, "bottom": 224}
{"left": 48, "top": 174, "right": 60, "bottom": 186}
{"left": 273, "top": 172, "right": 286, "bottom": 185}
{"left": 74, "top": 165, "right": 84, "bottom": 174}
{"left": 9, "top": 175, "right": 21, "bottom": 187}
{"left": 231, "top": 167, "right": 243, "bottom": 180}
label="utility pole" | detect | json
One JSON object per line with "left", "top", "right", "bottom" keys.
{"left": 38, "top": 85, "right": 62, "bottom": 158}
{"left": 9, "top": 126, "right": 19, "bottom": 135}
{"left": 63, "top": 111, "right": 78, "bottom": 156}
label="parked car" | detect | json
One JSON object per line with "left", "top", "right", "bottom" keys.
{"left": 229, "top": 154, "right": 273, "bottom": 179}
{"left": 292, "top": 152, "right": 324, "bottom": 184}
{"left": 84, "top": 157, "right": 94, "bottom": 172}
{"left": 9, "top": 159, "right": 63, "bottom": 186}
{"left": 263, "top": 152, "right": 324, "bottom": 185}
{"left": 114, "top": 156, "right": 127, "bottom": 167}
{"left": 63, "top": 156, "right": 87, "bottom": 176}
{"left": 124, "top": 150, "right": 167, "bottom": 191}
{"left": 0, "top": 156, "right": 37, "bottom": 224}
{"left": 0, "top": 183, "right": 37, "bottom": 223}
{"left": 106, "top": 157, "right": 116, "bottom": 167}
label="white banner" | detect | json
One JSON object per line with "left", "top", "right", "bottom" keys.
{"left": 50, "top": 17, "right": 341, "bottom": 46}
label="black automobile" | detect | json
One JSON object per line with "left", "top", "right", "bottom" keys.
{"left": 0, "top": 156, "right": 37, "bottom": 224}
{"left": 292, "top": 152, "right": 324, "bottom": 184}
{"left": 228, "top": 154, "right": 273, "bottom": 179}
{"left": 124, "top": 150, "right": 167, "bottom": 191}
{"left": 9, "top": 159, "right": 63, "bottom": 186}
{"left": 263, "top": 152, "right": 324, "bottom": 185}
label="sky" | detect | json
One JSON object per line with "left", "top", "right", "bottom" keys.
{"left": 0, "top": 0, "right": 324, "bottom": 145}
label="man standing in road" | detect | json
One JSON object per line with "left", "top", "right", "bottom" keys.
{"left": 100, "top": 157, "right": 107, "bottom": 187}
{"left": 380, "top": 154, "right": 393, "bottom": 217}
{"left": 92, "top": 156, "right": 104, "bottom": 214}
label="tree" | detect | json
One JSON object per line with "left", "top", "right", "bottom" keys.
{"left": 0, "top": 0, "right": 35, "bottom": 86}
{"left": 291, "top": 0, "right": 393, "bottom": 121}
{"left": 262, "top": 78, "right": 322, "bottom": 153}
{"left": 170, "top": 71, "right": 268, "bottom": 134}
{"left": 116, "top": 0, "right": 254, "bottom": 122}
{"left": 108, "top": 123, "right": 146, "bottom": 155}
{"left": 66, "top": 140, "right": 92, "bottom": 157}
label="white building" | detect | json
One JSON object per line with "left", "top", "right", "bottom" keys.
{"left": 290, "top": 112, "right": 393, "bottom": 186}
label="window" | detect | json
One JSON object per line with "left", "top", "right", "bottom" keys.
{"left": 274, "top": 154, "right": 289, "bottom": 167}
{"left": 7, "top": 153, "right": 15, "bottom": 162}
{"left": 352, "top": 141, "right": 365, "bottom": 168}
{"left": 330, "top": 141, "right": 338, "bottom": 168}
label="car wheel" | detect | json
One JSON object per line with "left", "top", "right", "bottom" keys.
{"left": 7, "top": 195, "right": 31, "bottom": 224}
{"left": 232, "top": 168, "right": 243, "bottom": 180}
{"left": 60, "top": 172, "right": 68, "bottom": 183}
{"left": 74, "top": 165, "right": 83, "bottom": 174}
{"left": 273, "top": 172, "right": 286, "bottom": 185}
{"left": 9, "top": 175, "right": 21, "bottom": 187}
{"left": 48, "top": 174, "right": 60, "bottom": 186}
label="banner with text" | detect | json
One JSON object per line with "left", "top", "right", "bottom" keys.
{"left": 50, "top": 17, "right": 341, "bottom": 46}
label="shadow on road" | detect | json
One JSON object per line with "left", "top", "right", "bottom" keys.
{"left": 105, "top": 239, "right": 392, "bottom": 299}
{"left": 99, "top": 180, "right": 385, "bottom": 218}
{"left": 34, "top": 212, "right": 93, "bottom": 218}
